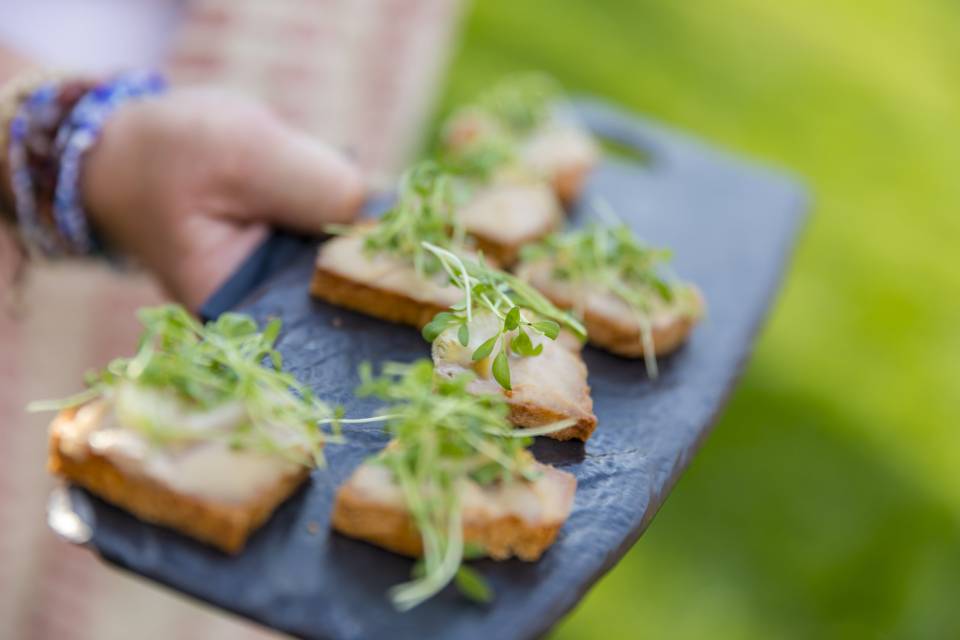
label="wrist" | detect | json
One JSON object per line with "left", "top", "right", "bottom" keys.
{"left": 80, "top": 97, "right": 156, "bottom": 253}
{"left": 54, "top": 72, "right": 167, "bottom": 255}
{"left": 0, "top": 70, "right": 166, "bottom": 257}
{"left": 0, "top": 69, "right": 68, "bottom": 221}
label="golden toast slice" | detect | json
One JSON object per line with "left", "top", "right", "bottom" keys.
{"left": 332, "top": 457, "right": 576, "bottom": 561}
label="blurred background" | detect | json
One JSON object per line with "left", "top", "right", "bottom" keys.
{"left": 2, "top": 0, "right": 959, "bottom": 638}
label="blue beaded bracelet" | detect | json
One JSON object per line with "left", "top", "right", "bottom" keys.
{"left": 8, "top": 80, "right": 65, "bottom": 255}
{"left": 52, "top": 71, "right": 167, "bottom": 254}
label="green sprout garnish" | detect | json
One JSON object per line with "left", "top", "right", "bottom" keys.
{"left": 520, "top": 221, "right": 681, "bottom": 377}
{"left": 420, "top": 242, "right": 586, "bottom": 391}
{"left": 358, "top": 160, "right": 466, "bottom": 278}
{"left": 356, "top": 360, "right": 572, "bottom": 610}
{"left": 442, "top": 133, "right": 517, "bottom": 182}
{"left": 476, "top": 72, "right": 562, "bottom": 136}
{"left": 29, "top": 304, "right": 336, "bottom": 466}
{"left": 441, "top": 72, "right": 563, "bottom": 182}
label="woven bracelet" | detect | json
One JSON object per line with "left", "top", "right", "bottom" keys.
{"left": 0, "top": 69, "right": 67, "bottom": 223}
{"left": 53, "top": 71, "right": 167, "bottom": 255}
{"left": 6, "top": 70, "right": 167, "bottom": 257}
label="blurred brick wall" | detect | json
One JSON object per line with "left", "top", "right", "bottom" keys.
{"left": 169, "top": 0, "right": 462, "bottom": 180}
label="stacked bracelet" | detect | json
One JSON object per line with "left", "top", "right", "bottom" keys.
{"left": 52, "top": 71, "right": 167, "bottom": 254}
{"left": 7, "top": 78, "right": 94, "bottom": 254}
{"left": 2, "top": 70, "right": 167, "bottom": 257}
{"left": 0, "top": 69, "right": 67, "bottom": 165}
{"left": 0, "top": 69, "right": 67, "bottom": 222}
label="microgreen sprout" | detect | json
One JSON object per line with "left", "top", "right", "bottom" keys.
{"left": 420, "top": 242, "right": 585, "bottom": 391}
{"left": 476, "top": 72, "right": 562, "bottom": 136}
{"left": 442, "top": 130, "right": 517, "bottom": 182}
{"left": 356, "top": 360, "right": 573, "bottom": 610}
{"left": 441, "top": 72, "right": 563, "bottom": 181}
{"left": 358, "top": 160, "right": 466, "bottom": 278}
{"left": 29, "top": 305, "right": 337, "bottom": 466}
{"left": 520, "top": 209, "right": 683, "bottom": 377}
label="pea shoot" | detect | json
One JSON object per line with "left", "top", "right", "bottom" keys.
{"left": 521, "top": 221, "right": 686, "bottom": 377}
{"left": 29, "top": 304, "right": 336, "bottom": 466}
{"left": 441, "top": 72, "right": 563, "bottom": 181}
{"left": 356, "top": 360, "right": 572, "bottom": 610}
{"left": 355, "top": 160, "right": 466, "bottom": 278}
{"left": 475, "top": 72, "right": 561, "bottom": 136}
{"left": 420, "top": 242, "right": 586, "bottom": 391}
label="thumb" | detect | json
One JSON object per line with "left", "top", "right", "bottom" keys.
{"left": 243, "top": 124, "right": 366, "bottom": 233}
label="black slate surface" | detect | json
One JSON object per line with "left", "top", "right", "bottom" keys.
{"left": 66, "top": 99, "right": 808, "bottom": 640}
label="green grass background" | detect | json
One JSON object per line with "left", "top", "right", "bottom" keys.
{"left": 433, "top": 1, "right": 960, "bottom": 637}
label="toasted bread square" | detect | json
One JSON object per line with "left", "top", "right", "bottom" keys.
{"left": 519, "top": 124, "right": 599, "bottom": 206}
{"left": 432, "top": 315, "right": 597, "bottom": 442}
{"left": 332, "top": 459, "right": 576, "bottom": 561}
{"left": 518, "top": 259, "right": 704, "bottom": 358}
{"left": 443, "top": 111, "right": 598, "bottom": 207}
{"left": 47, "top": 407, "right": 310, "bottom": 554}
{"left": 311, "top": 233, "right": 462, "bottom": 329}
{"left": 458, "top": 177, "right": 563, "bottom": 266}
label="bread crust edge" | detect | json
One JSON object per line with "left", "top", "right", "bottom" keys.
{"left": 552, "top": 162, "right": 592, "bottom": 207}
{"left": 310, "top": 264, "right": 448, "bottom": 330}
{"left": 47, "top": 412, "right": 310, "bottom": 554}
{"left": 331, "top": 475, "right": 570, "bottom": 562}
{"left": 517, "top": 261, "right": 703, "bottom": 358}
{"left": 581, "top": 287, "right": 703, "bottom": 358}
{"left": 507, "top": 399, "right": 597, "bottom": 442}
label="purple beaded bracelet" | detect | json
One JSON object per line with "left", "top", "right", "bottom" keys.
{"left": 6, "top": 71, "right": 167, "bottom": 257}
{"left": 8, "top": 80, "right": 65, "bottom": 255}
{"left": 53, "top": 71, "right": 168, "bottom": 254}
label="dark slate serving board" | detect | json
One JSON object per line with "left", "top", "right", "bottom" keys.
{"left": 63, "top": 99, "right": 808, "bottom": 639}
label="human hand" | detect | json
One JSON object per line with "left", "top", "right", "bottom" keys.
{"left": 82, "top": 88, "right": 365, "bottom": 310}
